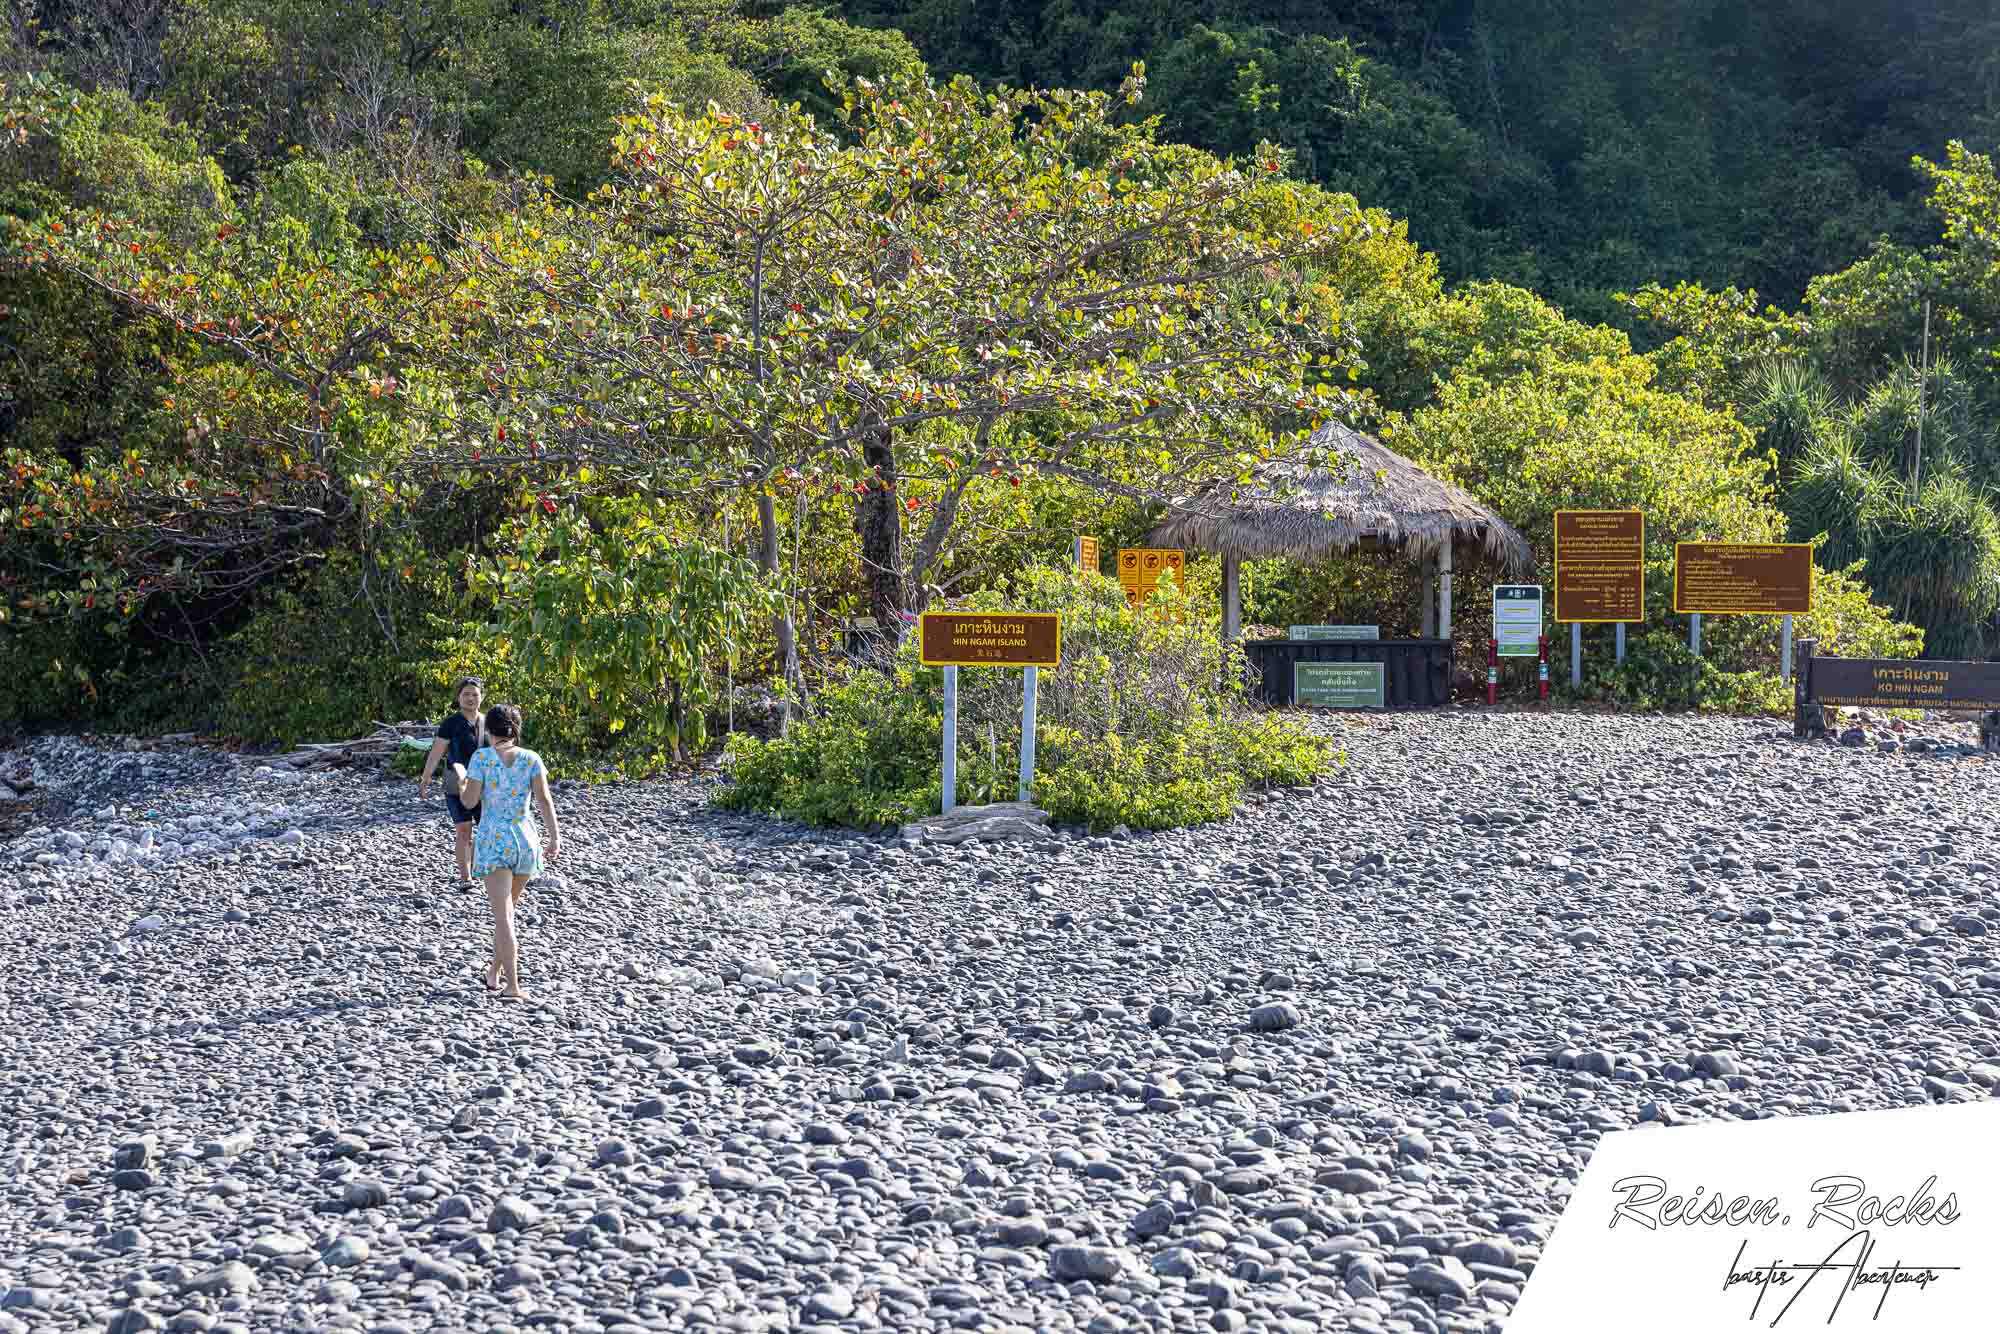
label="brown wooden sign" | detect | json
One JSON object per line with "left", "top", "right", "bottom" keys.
{"left": 918, "top": 611, "right": 1062, "bottom": 668}
{"left": 1673, "top": 542, "right": 1813, "bottom": 615}
{"left": 1807, "top": 656, "right": 2000, "bottom": 711}
{"left": 1555, "top": 510, "right": 1645, "bottom": 623}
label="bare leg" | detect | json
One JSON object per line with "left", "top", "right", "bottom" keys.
{"left": 453, "top": 821, "right": 475, "bottom": 884}
{"left": 485, "top": 868, "right": 526, "bottom": 999}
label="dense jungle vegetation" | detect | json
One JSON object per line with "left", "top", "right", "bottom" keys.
{"left": 0, "top": 0, "right": 1995, "bottom": 822}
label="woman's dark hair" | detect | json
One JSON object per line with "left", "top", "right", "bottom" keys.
{"left": 455, "top": 676, "right": 484, "bottom": 696}
{"left": 485, "top": 704, "right": 523, "bottom": 740}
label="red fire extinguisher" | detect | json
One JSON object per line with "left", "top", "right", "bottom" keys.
{"left": 1538, "top": 636, "right": 1550, "bottom": 703}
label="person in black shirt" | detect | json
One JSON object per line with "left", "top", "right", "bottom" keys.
{"left": 418, "top": 676, "right": 486, "bottom": 889}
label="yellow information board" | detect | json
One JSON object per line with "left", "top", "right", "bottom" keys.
{"left": 1116, "top": 547, "right": 1185, "bottom": 607}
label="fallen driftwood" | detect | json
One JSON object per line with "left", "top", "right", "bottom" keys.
{"left": 279, "top": 721, "right": 435, "bottom": 770}
{"left": 902, "top": 800, "right": 1057, "bottom": 846}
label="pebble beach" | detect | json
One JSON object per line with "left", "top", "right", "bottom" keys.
{"left": 4, "top": 709, "right": 2000, "bottom": 1334}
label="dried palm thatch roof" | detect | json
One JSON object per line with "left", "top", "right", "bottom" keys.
{"left": 1148, "top": 422, "right": 1534, "bottom": 573}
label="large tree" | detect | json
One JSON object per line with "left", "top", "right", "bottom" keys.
{"left": 443, "top": 68, "right": 1369, "bottom": 664}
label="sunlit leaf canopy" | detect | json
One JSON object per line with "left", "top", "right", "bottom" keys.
{"left": 432, "top": 69, "right": 1370, "bottom": 508}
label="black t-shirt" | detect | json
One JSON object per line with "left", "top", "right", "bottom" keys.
{"left": 436, "top": 712, "right": 483, "bottom": 768}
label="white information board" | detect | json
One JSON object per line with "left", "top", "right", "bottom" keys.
{"left": 1493, "top": 584, "right": 1543, "bottom": 658}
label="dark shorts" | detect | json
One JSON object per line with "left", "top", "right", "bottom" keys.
{"left": 446, "top": 792, "right": 481, "bottom": 827}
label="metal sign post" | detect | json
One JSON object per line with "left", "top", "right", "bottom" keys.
{"left": 1018, "top": 666, "right": 1039, "bottom": 802}
{"left": 1570, "top": 622, "right": 1582, "bottom": 689}
{"left": 1780, "top": 613, "right": 1793, "bottom": 685}
{"left": 941, "top": 665, "right": 959, "bottom": 813}
{"left": 1690, "top": 612, "right": 1702, "bottom": 657}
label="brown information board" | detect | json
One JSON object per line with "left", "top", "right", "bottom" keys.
{"left": 1555, "top": 510, "right": 1645, "bottom": 623}
{"left": 1673, "top": 542, "right": 1812, "bottom": 615}
{"left": 918, "top": 611, "right": 1062, "bottom": 668}
{"left": 1808, "top": 657, "right": 2000, "bottom": 711}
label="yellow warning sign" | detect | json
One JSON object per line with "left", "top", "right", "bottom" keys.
{"left": 1117, "top": 548, "right": 1184, "bottom": 607}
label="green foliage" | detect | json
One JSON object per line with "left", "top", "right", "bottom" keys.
{"left": 1401, "top": 353, "right": 1782, "bottom": 580}
{"left": 478, "top": 495, "right": 779, "bottom": 758}
{"left": 1576, "top": 632, "right": 1790, "bottom": 717}
{"left": 207, "top": 546, "right": 461, "bottom": 746}
{"left": 838, "top": 0, "right": 1970, "bottom": 322}
{"left": 9, "top": 0, "right": 1990, "bottom": 762}
{"left": 1239, "top": 554, "right": 1415, "bottom": 638}
{"left": 1864, "top": 474, "right": 2000, "bottom": 658}
{"left": 386, "top": 739, "right": 431, "bottom": 779}
{"left": 717, "top": 660, "right": 949, "bottom": 828}
{"left": 1797, "top": 561, "right": 1929, "bottom": 662}
{"left": 1787, "top": 436, "right": 1895, "bottom": 568}
{"left": 718, "top": 565, "right": 1338, "bottom": 831}
{"left": 709, "top": 7, "right": 927, "bottom": 126}
{"left": 1567, "top": 561, "right": 1921, "bottom": 714}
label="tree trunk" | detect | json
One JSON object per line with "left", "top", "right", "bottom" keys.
{"left": 855, "top": 419, "right": 906, "bottom": 654}
{"left": 756, "top": 492, "right": 799, "bottom": 731}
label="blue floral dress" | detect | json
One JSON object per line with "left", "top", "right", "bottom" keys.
{"left": 467, "top": 746, "right": 546, "bottom": 878}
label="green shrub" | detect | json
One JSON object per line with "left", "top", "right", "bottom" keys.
{"left": 1575, "top": 632, "right": 1790, "bottom": 715}
{"left": 717, "top": 661, "right": 953, "bottom": 829}
{"left": 477, "top": 497, "right": 778, "bottom": 762}
{"left": 410, "top": 627, "right": 691, "bottom": 783}
{"left": 1863, "top": 474, "right": 2000, "bottom": 658}
{"left": 716, "top": 565, "right": 1341, "bottom": 831}
{"left": 386, "top": 740, "right": 431, "bottom": 779}
{"left": 208, "top": 550, "right": 462, "bottom": 747}
{"left": 1568, "top": 560, "right": 1920, "bottom": 714}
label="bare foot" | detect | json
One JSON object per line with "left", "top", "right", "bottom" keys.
{"left": 484, "top": 959, "right": 501, "bottom": 992}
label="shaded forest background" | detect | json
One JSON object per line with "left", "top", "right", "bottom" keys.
{"left": 838, "top": 0, "right": 2000, "bottom": 329}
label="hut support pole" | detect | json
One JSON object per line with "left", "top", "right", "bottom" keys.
{"left": 1221, "top": 555, "right": 1241, "bottom": 643}
{"left": 1439, "top": 541, "right": 1453, "bottom": 640}
{"left": 1420, "top": 553, "right": 1435, "bottom": 639}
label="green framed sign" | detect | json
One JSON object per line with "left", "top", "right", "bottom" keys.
{"left": 1290, "top": 624, "right": 1380, "bottom": 641}
{"left": 1294, "top": 661, "right": 1386, "bottom": 708}
{"left": 1493, "top": 584, "right": 1543, "bottom": 658}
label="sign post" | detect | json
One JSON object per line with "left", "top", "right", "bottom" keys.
{"left": 1018, "top": 667, "right": 1039, "bottom": 801}
{"left": 919, "top": 611, "right": 1063, "bottom": 813}
{"left": 1674, "top": 541, "right": 1813, "bottom": 668}
{"left": 941, "top": 666, "right": 958, "bottom": 812}
{"left": 1555, "top": 510, "right": 1645, "bottom": 688}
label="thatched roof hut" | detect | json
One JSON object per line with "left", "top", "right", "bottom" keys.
{"left": 1149, "top": 421, "right": 1533, "bottom": 573}
{"left": 1147, "top": 421, "right": 1533, "bottom": 640}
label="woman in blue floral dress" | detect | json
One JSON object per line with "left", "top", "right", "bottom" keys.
{"left": 457, "top": 704, "right": 560, "bottom": 1000}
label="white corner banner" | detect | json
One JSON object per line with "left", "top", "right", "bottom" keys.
{"left": 1510, "top": 1102, "right": 2000, "bottom": 1332}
